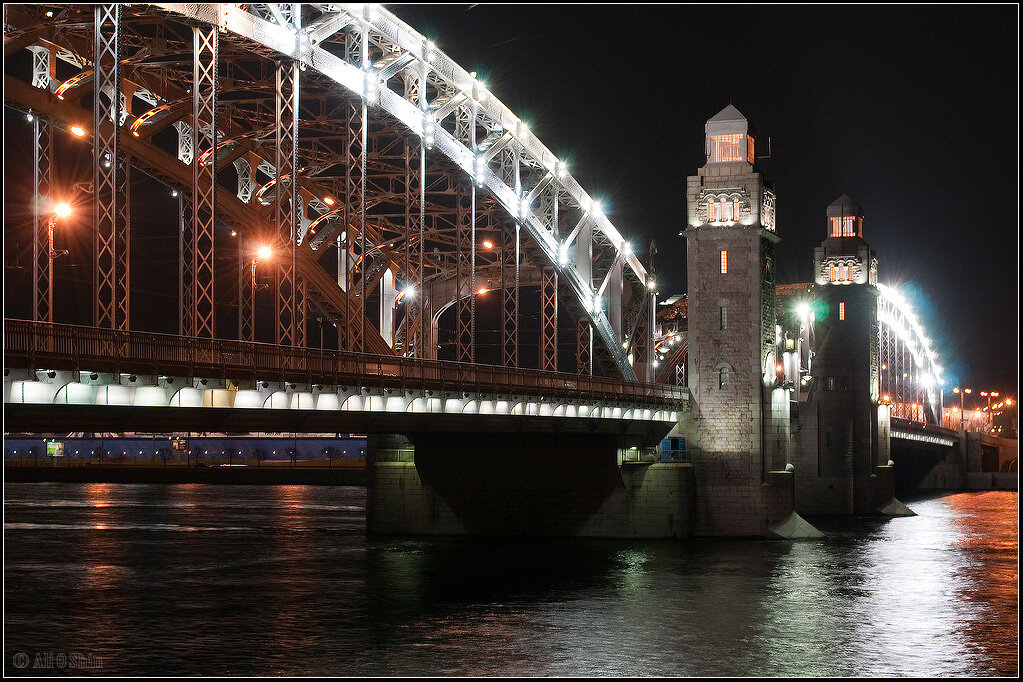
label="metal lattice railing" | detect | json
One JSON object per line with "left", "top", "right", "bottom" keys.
{"left": 4, "top": 320, "right": 687, "bottom": 408}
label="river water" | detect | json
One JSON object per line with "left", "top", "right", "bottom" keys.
{"left": 3, "top": 483, "right": 1017, "bottom": 677}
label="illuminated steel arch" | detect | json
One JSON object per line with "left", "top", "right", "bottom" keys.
{"left": 4, "top": 3, "right": 654, "bottom": 381}
{"left": 876, "top": 283, "right": 943, "bottom": 423}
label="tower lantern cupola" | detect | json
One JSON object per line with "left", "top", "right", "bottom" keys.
{"left": 705, "top": 104, "right": 756, "bottom": 165}
{"left": 814, "top": 194, "right": 877, "bottom": 286}
{"left": 688, "top": 105, "right": 775, "bottom": 231}
{"left": 826, "top": 194, "right": 863, "bottom": 238}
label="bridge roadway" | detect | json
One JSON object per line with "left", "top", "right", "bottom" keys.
{"left": 890, "top": 417, "right": 959, "bottom": 448}
{"left": 4, "top": 320, "right": 685, "bottom": 441}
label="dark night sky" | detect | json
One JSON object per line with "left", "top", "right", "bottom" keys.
{"left": 390, "top": 3, "right": 1020, "bottom": 394}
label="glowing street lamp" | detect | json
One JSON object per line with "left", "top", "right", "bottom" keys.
{"left": 40, "top": 201, "right": 72, "bottom": 323}
{"left": 238, "top": 244, "right": 273, "bottom": 341}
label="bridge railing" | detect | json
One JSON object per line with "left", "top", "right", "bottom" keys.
{"left": 890, "top": 417, "right": 959, "bottom": 440}
{"left": 4, "top": 320, "right": 687, "bottom": 407}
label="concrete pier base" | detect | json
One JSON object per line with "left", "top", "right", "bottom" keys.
{"left": 689, "top": 455, "right": 810, "bottom": 537}
{"left": 367, "top": 433, "right": 697, "bottom": 539}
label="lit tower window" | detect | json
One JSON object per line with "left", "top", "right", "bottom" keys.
{"left": 710, "top": 133, "right": 743, "bottom": 162}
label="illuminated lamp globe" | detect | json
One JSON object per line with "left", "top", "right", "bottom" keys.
{"left": 53, "top": 202, "right": 72, "bottom": 218}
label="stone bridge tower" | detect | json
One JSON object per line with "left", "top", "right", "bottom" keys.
{"left": 795, "top": 195, "right": 908, "bottom": 515}
{"left": 681, "top": 105, "right": 806, "bottom": 537}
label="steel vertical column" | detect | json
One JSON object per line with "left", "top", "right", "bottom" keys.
{"left": 632, "top": 302, "right": 651, "bottom": 382}
{"left": 93, "top": 3, "right": 128, "bottom": 330}
{"left": 403, "top": 139, "right": 424, "bottom": 358}
{"left": 540, "top": 266, "right": 558, "bottom": 372}
{"left": 575, "top": 219, "right": 594, "bottom": 376}
{"left": 358, "top": 97, "right": 369, "bottom": 354}
{"left": 178, "top": 192, "right": 194, "bottom": 336}
{"left": 191, "top": 24, "right": 217, "bottom": 338}
{"left": 296, "top": 280, "right": 307, "bottom": 347}
{"left": 455, "top": 184, "right": 475, "bottom": 364}
{"left": 274, "top": 59, "right": 299, "bottom": 346}
{"left": 501, "top": 222, "right": 519, "bottom": 368}
{"left": 576, "top": 318, "right": 592, "bottom": 376}
{"left": 238, "top": 248, "right": 253, "bottom": 342}
{"left": 33, "top": 115, "right": 53, "bottom": 323}
{"left": 538, "top": 189, "right": 558, "bottom": 373}
{"left": 344, "top": 101, "right": 365, "bottom": 352}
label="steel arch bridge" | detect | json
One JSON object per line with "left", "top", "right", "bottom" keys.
{"left": 876, "top": 283, "right": 944, "bottom": 423}
{"left": 4, "top": 3, "right": 655, "bottom": 382}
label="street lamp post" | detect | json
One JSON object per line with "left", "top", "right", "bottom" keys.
{"left": 248, "top": 245, "right": 272, "bottom": 341}
{"left": 316, "top": 315, "right": 326, "bottom": 375}
{"left": 41, "top": 202, "right": 72, "bottom": 324}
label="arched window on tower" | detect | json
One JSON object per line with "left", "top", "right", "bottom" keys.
{"left": 708, "top": 201, "right": 716, "bottom": 222}
{"left": 719, "top": 366, "right": 731, "bottom": 390}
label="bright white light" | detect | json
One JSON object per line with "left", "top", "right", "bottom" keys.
{"left": 53, "top": 202, "right": 72, "bottom": 218}
{"left": 797, "top": 302, "right": 811, "bottom": 321}
{"left": 621, "top": 241, "right": 632, "bottom": 255}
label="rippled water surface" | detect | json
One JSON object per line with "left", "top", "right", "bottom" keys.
{"left": 3, "top": 483, "right": 1017, "bottom": 676}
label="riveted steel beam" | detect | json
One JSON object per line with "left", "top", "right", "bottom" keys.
{"left": 192, "top": 23, "right": 217, "bottom": 338}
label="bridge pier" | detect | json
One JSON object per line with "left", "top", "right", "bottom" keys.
{"left": 366, "top": 433, "right": 698, "bottom": 539}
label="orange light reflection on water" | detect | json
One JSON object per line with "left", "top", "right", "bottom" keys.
{"left": 944, "top": 491, "right": 1019, "bottom": 676}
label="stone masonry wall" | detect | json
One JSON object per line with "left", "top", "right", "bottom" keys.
{"left": 366, "top": 433, "right": 697, "bottom": 539}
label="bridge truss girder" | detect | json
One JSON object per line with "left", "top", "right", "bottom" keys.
{"left": 4, "top": 2, "right": 658, "bottom": 382}
{"left": 876, "top": 285, "right": 942, "bottom": 424}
